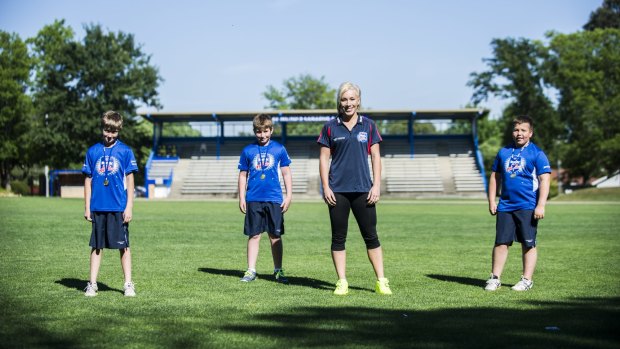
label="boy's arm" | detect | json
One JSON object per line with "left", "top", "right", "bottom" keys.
{"left": 319, "top": 146, "right": 336, "bottom": 206}
{"left": 280, "top": 166, "right": 292, "bottom": 213}
{"left": 367, "top": 143, "right": 381, "bottom": 204}
{"left": 123, "top": 172, "right": 134, "bottom": 223}
{"left": 534, "top": 173, "right": 551, "bottom": 220}
{"left": 238, "top": 171, "right": 248, "bottom": 214}
{"left": 488, "top": 171, "right": 500, "bottom": 215}
{"left": 84, "top": 176, "right": 92, "bottom": 221}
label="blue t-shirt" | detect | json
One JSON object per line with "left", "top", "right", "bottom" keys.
{"left": 316, "top": 115, "right": 382, "bottom": 193}
{"left": 238, "top": 140, "right": 291, "bottom": 203}
{"left": 492, "top": 142, "right": 551, "bottom": 212}
{"left": 82, "top": 140, "right": 138, "bottom": 212}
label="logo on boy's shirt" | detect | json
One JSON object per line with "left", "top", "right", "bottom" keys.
{"left": 357, "top": 132, "right": 368, "bottom": 143}
{"left": 505, "top": 157, "right": 525, "bottom": 174}
{"left": 253, "top": 153, "right": 275, "bottom": 171}
{"left": 95, "top": 156, "right": 120, "bottom": 176}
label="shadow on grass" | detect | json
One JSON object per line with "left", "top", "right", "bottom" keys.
{"left": 198, "top": 267, "right": 370, "bottom": 292}
{"left": 426, "top": 274, "right": 518, "bottom": 288}
{"left": 222, "top": 297, "right": 620, "bottom": 348}
{"left": 55, "top": 278, "right": 123, "bottom": 294}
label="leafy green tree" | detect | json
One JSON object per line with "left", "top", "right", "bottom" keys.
{"left": 0, "top": 31, "right": 32, "bottom": 190}
{"left": 162, "top": 122, "right": 201, "bottom": 137}
{"left": 263, "top": 74, "right": 336, "bottom": 110}
{"left": 27, "top": 20, "right": 162, "bottom": 176}
{"left": 475, "top": 117, "right": 503, "bottom": 174}
{"left": 263, "top": 74, "right": 337, "bottom": 136}
{"left": 545, "top": 29, "right": 620, "bottom": 181}
{"left": 468, "top": 37, "right": 560, "bottom": 159}
{"left": 584, "top": 0, "right": 620, "bottom": 31}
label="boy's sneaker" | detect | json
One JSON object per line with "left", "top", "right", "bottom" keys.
{"left": 511, "top": 276, "right": 534, "bottom": 291}
{"left": 485, "top": 275, "right": 501, "bottom": 291}
{"left": 375, "top": 278, "right": 393, "bottom": 295}
{"left": 240, "top": 270, "right": 257, "bottom": 282}
{"left": 274, "top": 269, "right": 288, "bottom": 284}
{"left": 84, "top": 282, "right": 98, "bottom": 297}
{"left": 124, "top": 281, "right": 136, "bottom": 297}
{"left": 333, "top": 279, "right": 349, "bottom": 296}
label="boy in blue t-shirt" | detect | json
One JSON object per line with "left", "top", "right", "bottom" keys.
{"left": 485, "top": 115, "right": 551, "bottom": 292}
{"left": 237, "top": 114, "right": 292, "bottom": 283}
{"left": 82, "top": 111, "right": 139, "bottom": 297}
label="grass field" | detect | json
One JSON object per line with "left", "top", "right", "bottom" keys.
{"left": 553, "top": 187, "right": 620, "bottom": 202}
{"left": 1, "top": 197, "right": 619, "bottom": 348}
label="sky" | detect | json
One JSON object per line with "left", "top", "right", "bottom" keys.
{"left": 0, "top": 0, "right": 603, "bottom": 118}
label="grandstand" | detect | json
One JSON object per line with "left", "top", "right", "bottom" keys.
{"left": 140, "top": 109, "right": 488, "bottom": 199}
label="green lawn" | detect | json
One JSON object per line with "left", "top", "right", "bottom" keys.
{"left": 553, "top": 187, "right": 620, "bottom": 202}
{"left": 1, "top": 197, "right": 619, "bottom": 348}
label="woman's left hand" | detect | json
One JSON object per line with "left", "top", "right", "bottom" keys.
{"left": 367, "top": 186, "right": 380, "bottom": 205}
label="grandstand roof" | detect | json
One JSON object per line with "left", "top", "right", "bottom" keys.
{"left": 139, "top": 109, "right": 488, "bottom": 123}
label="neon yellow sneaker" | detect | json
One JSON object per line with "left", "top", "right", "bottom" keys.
{"left": 274, "top": 269, "right": 289, "bottom": 284}
{"left": 333, "top": 279, "right": 349, "bottom": 296}
{"left": 375, "top": 278, "right": 392, "bottom": 295}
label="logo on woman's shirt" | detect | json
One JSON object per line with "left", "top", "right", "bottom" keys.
{"left": 357, "top": 132, "right": 368, "bottom": 143}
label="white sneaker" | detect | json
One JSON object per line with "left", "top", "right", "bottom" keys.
{"left": 124, "top": 281, "right": 136, "bottom": 297}
{"left": 484, "top": 275, "right": 501, "bottom": 291}
{"left": 511, "top": 276, "right": 533, "bottom": 291}
{"left": 84, "top": 282, "right": 98, "bottom": 297}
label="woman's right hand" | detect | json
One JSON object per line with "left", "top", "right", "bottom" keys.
{"left": 323, "top": 187, "right": 337, "bottom": 206}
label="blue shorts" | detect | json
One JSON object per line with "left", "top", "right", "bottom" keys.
{"left": 495, "top": 210, "right": 537, "bottom": 248}
{"left": 244, "top": 202, "right": 284, "bottom": 237}
{"left": 90, "top": 212, "right": 130, "bottom": 249}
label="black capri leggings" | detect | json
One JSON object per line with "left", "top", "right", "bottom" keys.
{"left": 329, "top": 192, "right": 381, "bottom": 251}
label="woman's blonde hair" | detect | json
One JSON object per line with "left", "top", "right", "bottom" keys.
{"left": 336, "top": 82, "right": 362, "bottom": 113}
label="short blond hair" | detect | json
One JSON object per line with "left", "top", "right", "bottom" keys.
{"left": 101, "top": 110, "right": 123, "bottom": 132}
{"left": 337, "top": 82, "right": 362, "bottom": 112}
{"left": 253, "top": 113, "right": 273, "bottom": 131}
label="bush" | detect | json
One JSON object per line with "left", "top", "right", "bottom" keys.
{"left": 548, "top": 178, "right": 559, "bottom": 198}
{"left": 10, "top": 180, "right": 30, "bottom": 196}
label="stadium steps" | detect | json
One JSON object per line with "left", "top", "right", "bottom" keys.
{"left": 161, "top": 137, "right": 486, "bottom": 199}
{"left": 168, "top": 159, "right": 191, "bottom": 198}
{"left": 450, "top": 154, "right": 486, "bottom": 192}
{"left": 384, "top": 156, "right": 444, "bottom": 193}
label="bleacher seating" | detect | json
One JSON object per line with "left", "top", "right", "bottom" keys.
{"left": 181, "top": 157, "right": 238, "bottom": 195}
{"left": 170, "top": 137, "right": 485, "bottom": 198}
{"left": 450, "top": 154, "right": 486, "bottom": 192}
{"left": 179, "top": 156, "right": 311, "bottom": 196}
{"left": 147, "top": 159, "right": 178, "bottom": 181}
{"left": 384, "top": 155, "right": 444, "bottom": 192}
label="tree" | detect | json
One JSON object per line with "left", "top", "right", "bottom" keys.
{"left": 468, "top": 37, "right": 560, "bottom": 160}
{"left": 584, "top": 0, "right": 620, "bottom": 31}
{"left": 0, "top": 31, "right": 32, "bottom": 190}
{"left": 263, "top": 74, "right": 336, "bottom": 110}
{"left": 27, "top": 20, "right": 162, "bottom": 174}
{"left": 545, "top": 29, "right": 620, "bottom": 181}
{"left": 263, "top": 74, "right": 337, "bottom": 135}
